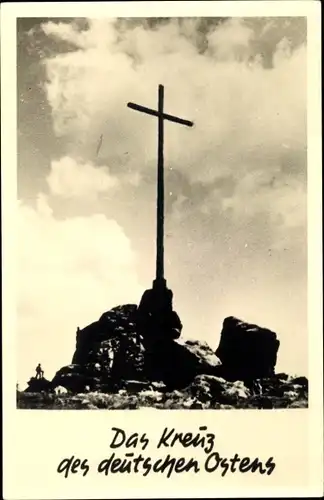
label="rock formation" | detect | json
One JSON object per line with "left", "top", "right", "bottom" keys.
{"left": 50, "top": 305, "right": 280, "bottom": 394}
{"left": 18, "top": 372, "right": 308, "bottom": 410}
{"left": 25, "top": 376, "right": 52, "bottom": 393}
{"left": 53, "top": 305, "right": 146, "bottom": 393}
{"left": 136, "top": 284, "right": 182, "bottom": 341}
{"left": 142, "top": 337, "right": 221, "bottom": 389}
{"left": 22, "top": 288, "right": 307, "bottom": 411}
{"left": 188, "top": 374, "right": 251, "bottom": 404}
{"left": 51, "top": 300, "right": 221, "bottom": 392}
{"left": 215, "top": 316, "right": 280, "bottom": 382}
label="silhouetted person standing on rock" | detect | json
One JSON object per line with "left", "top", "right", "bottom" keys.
{"left": 35, "top": 363, "right": 44, "bottom": 379}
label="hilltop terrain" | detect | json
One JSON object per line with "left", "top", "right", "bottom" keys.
{"left": 17, "top": 302, "right": 308, "bottom": 410}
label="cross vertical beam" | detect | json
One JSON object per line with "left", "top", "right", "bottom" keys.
{"left": 157, "top": 84, "right": 164, "bottom": 283}
{"left": 127, "top": 85, "right": 194, "bottom": 288}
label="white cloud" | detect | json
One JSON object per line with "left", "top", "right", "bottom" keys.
{"left": 41, "top": 19, "right": 306, "bottom": 224}
{"left": 47, "top": 156, "right": 119, "bottom": 198}
{"left": 41, "top": 19, "right": 118, "bottom": 50}
{"left": 207, "top": 18, "right": 254, "bottom": 60}
{"left": 17, "top": 196, "right": 142, "bottom": 385}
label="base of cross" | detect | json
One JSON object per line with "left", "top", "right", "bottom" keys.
{"left": 136, "top": 278, "right": 182, "bottom": 341}
{"left": 152, "top": 277, "right": 167, "bottom": 290}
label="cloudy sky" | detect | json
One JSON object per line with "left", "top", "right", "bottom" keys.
{"left": 17, "top": 17, "right": 307, "bottom": 386}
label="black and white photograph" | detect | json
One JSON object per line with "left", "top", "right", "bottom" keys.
{"left": 2, "top": 2, "right": 323, "bottom": 499}
{"left": 16, "top": 15, "right": 310, "bottom": 410}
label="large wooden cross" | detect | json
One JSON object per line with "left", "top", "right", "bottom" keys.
{"left": 127, "top": 84, "right": 194, "bottom": 288}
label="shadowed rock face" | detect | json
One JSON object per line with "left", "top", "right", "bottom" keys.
{"left": 48, "top": 305, "right": 282, "bottom": 395}
{"left": 51, "top": 364, "right": 97, "bottom": 393}
{"left": 24, "top": 377, "right": 52, "bottom": 393}
{"left": 51, "top": 303, "right": 221, "bottom": 392}
{"left": 69, "top": 305, "right": 146, "bottom": 390}
{"left": 215, "top": 316, "right": 280, "bottom": 382}
{"left": 136, "top": 286, "right": 182, "bottom": 341}
{"left": 143, "top": 338, "right": 221, "bottom": 389}
{"left": 72, "top": 304, "right": 140, "bottom": 366}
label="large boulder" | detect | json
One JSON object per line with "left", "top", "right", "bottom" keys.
{"left": 51, "top": 364, "right": 94, "bottom": 393}
{"left": 71, "top": 304, "right": 146, "bottom": 385}
{"left": 24, "top": 377, "right": 52, "bottom": 393}
{"left": 215, "top": 316, "right": 280, "bottom": 382}
{"left": 136, "top": 284, "right": 182, "bottom": 341}
{"left": 72, "top": 304, "right": 139, "bottom": 364}
{"left": 52, "top": 305, "right": 146, "bottom": 393}
{"left": 143, "top": 338, "right": 222, "bottom": 389}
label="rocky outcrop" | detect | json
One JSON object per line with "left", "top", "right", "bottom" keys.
{"left": 20, "top": 287, "right": 309, "bottom": 410}
{"left": 256, "top": 373, "right": 308, "bottom": 398}
{"left": 50, "top": 302, "right": 222, "bottom": 392}
{"left": 17, "top": 372, "right": 308, "bottom": 410}
{"left": 51, "top": 305, "right": 142, "bottom": 393}
{"left": 67, "top": 304, "right": 146, "bottom": 390}
{"left": 187, "top": 374, "right": 251, "bottom": 404}
{"left": 50, "top": 306, "right": 284, "bottom": 394}
{"left": 24, "top": 377, "right": 52, "bottom": 393}
{"left": 215, "top": 316, "right": 280, "bottom": 382}
{"left": 136, "top": 283, "right": 182, "bottom": 341}
{"left": 143, "top": 338, "right": 221, "bottom": 389}
{"left": 51, "top": 364, "right": 95, "bottom": 393}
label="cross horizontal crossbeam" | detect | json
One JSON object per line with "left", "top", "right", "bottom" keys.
{"left": 127, "top": 102, "right": 194, "bottom": 128}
